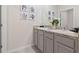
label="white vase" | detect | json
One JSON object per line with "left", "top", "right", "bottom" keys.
{"left": 53, "top": 25, "right": 57, "bottom": 29}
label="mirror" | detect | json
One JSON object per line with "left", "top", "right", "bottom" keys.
{"left": 60, "top": 8, "right": 74, "bottom": 30}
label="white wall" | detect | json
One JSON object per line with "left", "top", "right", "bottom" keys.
{"left": 7, "top": 5, "right": 42, "bottom": 51}
{"left": 1, "top": 5, "right": 57, "bottom": 52}
{"left": 57, "top": 5, "right": 79, "bottom": 28}
{"left": 41, "top": 5, "right": 58, "bottom": 25}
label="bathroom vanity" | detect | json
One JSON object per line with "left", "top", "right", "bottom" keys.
{"left": 33, "top": 26, "right": 78, "bottom": 53}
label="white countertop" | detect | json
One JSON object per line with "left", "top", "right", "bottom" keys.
{"left": 34, "top": 27, "right": 78, "bottom": 38}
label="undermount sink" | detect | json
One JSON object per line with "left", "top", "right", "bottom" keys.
{"left": 39, "top": 25, "right": 51, "bottom": 29}
{"left": 39, "top": 25, "right": 61, "bottom": 30}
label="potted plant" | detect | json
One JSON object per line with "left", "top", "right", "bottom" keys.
{"left": 50, "top": 19, "right": 59, "bottom": 29}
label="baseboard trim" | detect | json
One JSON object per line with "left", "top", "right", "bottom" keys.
{"left": 7, "top": 44, "right": 34, "bottom": 53}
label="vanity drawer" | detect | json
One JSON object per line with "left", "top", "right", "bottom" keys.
{"left": 54, "top": 42, "right": 74, "bottom": 53}
{"left": 54, "top": 33, "right": 75, "bottom": 49}
{"left": 44, "top": 31, "right": 53, "bottom": 39}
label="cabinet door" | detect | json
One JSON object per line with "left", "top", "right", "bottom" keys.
{"left": 33, "top": 29, "right": 38, "bottom": 46}
{"left": 54, "top": 42, "right": 74, "bottom": 53}
{"left": 38, "top": 30, "right": 43, "bottom": 52}
{"left": 44, "top": 37, "right": 53, "bottom": 53}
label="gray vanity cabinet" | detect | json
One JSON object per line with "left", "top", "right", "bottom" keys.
{"left": 44, "top": 31, "right": 53, "bottom": 53}
{"left": 33, "top": 27, "right": 78, "bottom": 53}
{"left": 37, "top": 30, "right": 44, "bottom": 52}
{"left": 54, "top": 33, "right": 77, "bottom": 53}
{"left": 33, "top": 29, "right": 38, "bottom": 47}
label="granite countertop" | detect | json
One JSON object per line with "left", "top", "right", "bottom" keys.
{"left": 34, "top": 27, "right": 78, "bottom": 38}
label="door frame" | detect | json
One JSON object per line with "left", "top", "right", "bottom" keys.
{"left": 1, "top": 5, "right": 8, "bottom": 52}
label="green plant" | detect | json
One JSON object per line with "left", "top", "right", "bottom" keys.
{"left": 50, "top": 19, "right": 59, "bottom": 26}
